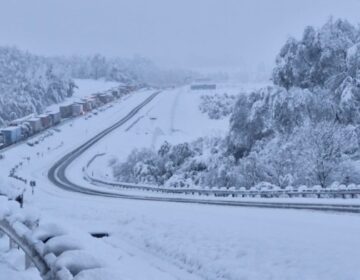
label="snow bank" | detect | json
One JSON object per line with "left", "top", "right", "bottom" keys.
{"left": 44, "top": 235, "right": 83, "bottom": 256}
{"left": 32, "top": 223, "right": 68, "bottom": 242}
{"left": 55, "top": 250, "right": 103, "bottom": 276}
{"left": 54, "top": 268, "right": 73, "bottom": 280}
{"left": 0, "top": 177, "right": 25, "bottom": 199}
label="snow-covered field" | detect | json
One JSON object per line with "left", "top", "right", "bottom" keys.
{"left": 1, "top": 81, "right": 360, "bottom": 279}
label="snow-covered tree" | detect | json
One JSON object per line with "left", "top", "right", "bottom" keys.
{"left": 0, "top": 47, "right": 74, "bottom": 126}
{"left": 273, "top": 18, "right": 358, "bottom": 89}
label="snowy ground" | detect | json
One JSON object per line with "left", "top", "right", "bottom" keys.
{"left": 1, "top": 81, "right": 360, "bottom": 279}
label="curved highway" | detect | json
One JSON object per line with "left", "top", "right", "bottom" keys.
{"left": 48, "top": 90, "right": 360, "bottom": 213}
{"left": 48, "top": 91, "right": 161, "bottom": 195}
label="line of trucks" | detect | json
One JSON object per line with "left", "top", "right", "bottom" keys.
{"left": 0, "top": 85, "right": 137, "bottom": 149}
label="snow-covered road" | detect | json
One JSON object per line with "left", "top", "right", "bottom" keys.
{"left": 0, "top": 84, "right": 205, "bottom": 279}
{"left": 1, "top": 82, "right": 360, "bottom": 279}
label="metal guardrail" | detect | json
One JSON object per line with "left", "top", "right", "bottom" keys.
{"left": 80, "top": 173, "right": 360, "bottom": 213}
{"left": 0, "top": 219, "right": 50, "bottom": 277}
{"left": 86, "top": 173, "right": 360, "bottom": 199}
{"left": 0, "top": 211, "right": 107, "bottom": 280}
{"left": 84, "top": 150, "right": 360, "bottom": 200}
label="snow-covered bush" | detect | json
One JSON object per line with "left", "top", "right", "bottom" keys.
{"left": 199, "top": 93, "right": 238, "bottom": 119}
{"left": 239, "top": 122, "right": 360, "bottom": 188}
{"left": 113, "top": 141, "right": 198, "bottom": 185}
{"left": 113, "top": 137, "right": 247, "bottom": 190}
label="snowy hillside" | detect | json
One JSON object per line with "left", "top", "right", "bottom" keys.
{"left": 50, "top": 55, "right": 194, "bottom": 87}
{"left": 0, "top": 47, "right": 74, "bottom": 127}
{"left": 0, "top": 47, "right": 184, "bottom": 128}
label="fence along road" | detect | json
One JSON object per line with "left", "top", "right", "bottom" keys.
{"left": 0, "top": 219, "right": 50, "bottom": 276}
{"left": 0, "top": 197, "right": 107, "bottom": 280}
{"left": 48, "top": 90, "right": 360, "bottom": 213}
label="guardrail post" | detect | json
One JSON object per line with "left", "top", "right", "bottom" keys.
{"left": 25, "top": 254, "right": 32, "bottom": 269}
{"left": 9, "top": 237, "right": 17, "bottom": 250}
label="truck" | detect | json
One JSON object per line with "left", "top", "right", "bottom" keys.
{"left": 1, "top": 126, "right": 22, "bottom": 146}
{"left": 49, "top": 111, "right": 61, "bottom": 125}
{"left": 60, "top": 104, "right": 73, "bottom": 118}
{"left": 72, "top": 103, "right": 84, "bottom": 116}
{"left": 39, "top": 114, "right": 52, "bottom": 129}
{"left": 28, "top": 118, "right": 43, "bottom": 134}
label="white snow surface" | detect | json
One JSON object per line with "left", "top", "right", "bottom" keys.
{"left": 0, "top": 80, "right": 360, "bottom": 279}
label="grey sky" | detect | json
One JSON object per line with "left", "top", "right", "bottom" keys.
{"left": 0, "top": 0, "right": 360, "bottom": 70}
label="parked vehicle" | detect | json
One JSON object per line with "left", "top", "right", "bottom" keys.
{"left": 28, "top": 118, "right": 43, "bottom": 134}
{"left": 60, "top": 104, "right": 73, "bottom": 118}
{"left": 0, "top": 84, "right": 136, "bottom": 150}
{"left": 48, "top": 111, "right": 61, "bottom": 125}
{"left": 39, "top": 114, "right": 52, "bottom": 129}
{"left": 1, "top": 126, "right": 22, "bottom": 146}
{"left": 71, "top": 103, "right": 84, "bottom": 116}
{"left": 20, "top": 123, "right": 32, "bottom": 138}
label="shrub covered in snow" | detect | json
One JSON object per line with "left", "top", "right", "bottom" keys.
{"left": 113, "top": 141, "right": 198, "bottom": 186}
{"left": 199, "top": 93, "right": 238, "bottom": 119}
{"left": 112, "top": 138, "right": 241, "bottom": 189}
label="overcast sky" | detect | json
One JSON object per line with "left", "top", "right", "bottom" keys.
{"left": 1, "top": 0, "right": 360, "bottom": 71}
